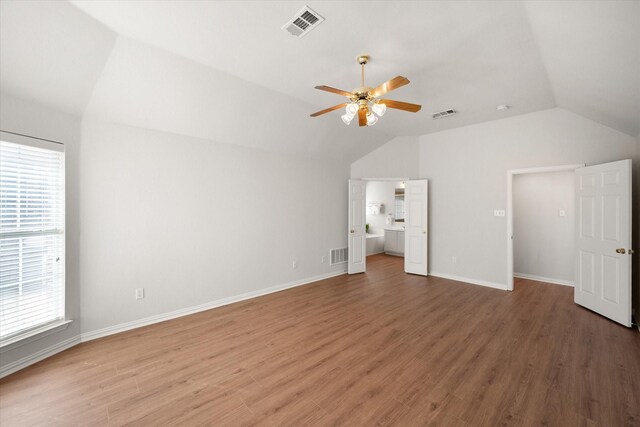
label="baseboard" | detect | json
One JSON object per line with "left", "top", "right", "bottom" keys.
{"left": 81, "top": 270, "right": 346, "bottom": 342}
{"left": 514, "top": 273, "right": 574, "bottom": 287}
{"left": 0, "top": 335, "right": 81, "bottom": 379}
{"left": 429, "top": 271, "right": 507, "bottom": 291}
{"left": 366, "top": 251, "right": 385, "bottom": 256}
{"left": 1, "top": 270, "right": 346, "bottom": 378}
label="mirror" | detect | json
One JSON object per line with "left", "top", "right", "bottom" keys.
{"left": 394, "top": 188, "right": 405, "bottom": 222}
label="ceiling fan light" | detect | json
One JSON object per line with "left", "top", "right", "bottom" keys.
{"left": 341, "top": 113, "right": 354, "bottom": 125}
{"left": 346, "top": 103, "right": 359, "bottom": 115}
{"left": 366, "top": 112, "right": 378, "bottom": 126}
{"left": 372, "top": 102, "right": 387, "bottom": 117}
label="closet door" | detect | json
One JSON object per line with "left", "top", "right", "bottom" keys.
{"left": 574, "top": 160, "right": 632, "bottom": 327}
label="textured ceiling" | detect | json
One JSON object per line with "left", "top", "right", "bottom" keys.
{"left": 1, "top": 1, "right": 638, "bottom": 162}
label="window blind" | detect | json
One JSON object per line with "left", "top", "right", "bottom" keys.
{"left": 0, "top": 136, "right": 65, "bottom": 341}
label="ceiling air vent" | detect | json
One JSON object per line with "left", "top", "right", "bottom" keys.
{"left": 432, "top": 109, "right": 457, "bottom": 119}
{"left": 282, "top": 6, "right": 324, "bottom": 38}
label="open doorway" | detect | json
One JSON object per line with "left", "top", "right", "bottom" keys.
{"left": 507, "top": 160, "right": 633, "bottom": 327}
{"left": 506, "top": 164, "right": 584, "bottom": 291}
{"left": 348, "top": 178, "right": 428, "bottom": 276}
{"left": 513, "top": 170, "right": 575, "bottom": 287}
{"left": 364, "top": 180, "right": 406, "bottom": 259}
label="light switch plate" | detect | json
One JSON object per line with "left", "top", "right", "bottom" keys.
{"left": 559, "top": 210, "right": 566, "bottom": 217}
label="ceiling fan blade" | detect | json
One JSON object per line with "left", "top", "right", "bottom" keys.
{"left": 314, "top": 85, "right": 355, "bottom": 98}
{"left": 371, "top": 76, "right": 410, "bottom": 98}
{"left": 358, "top": 108, "right": 367, "bottom": 126}
{"left": 310, "top": 103, "right": 349, "bottom": 117}
{"left": 378, "top": 99, "right": 422, "bottom": 113}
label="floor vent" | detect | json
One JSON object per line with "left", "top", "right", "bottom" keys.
{"left": 432, "top": 109, "right": 457, "bottom": 119}
{"left": 330, "top": 248, "right": 348, "bottom": 265}
{"left": 282, "top": 6, "right": 324, "bottom": 38}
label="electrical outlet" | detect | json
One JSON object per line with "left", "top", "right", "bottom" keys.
{"left": 559, "top": 210, "right": 566, "bottom": 217}
{"left": 321, "top": 255, "right": 326, "bottom": 264}
{"left": 135, "top": 288, "right": 144, "bottom": 300}
{"left": 452, "top": 256, "right": 457, "bottom": 264}
{"left": 494, "top": 210, "right": 506, "bottom": 217}
{"left": 292, "top": 260, "right": 298, "bottom": 269}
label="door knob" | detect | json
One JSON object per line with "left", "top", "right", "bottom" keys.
{"left": 616, "top": 248, "right": 626, "bottom": 254}
{"left": 350, "top": 229, "right": 355, "bottom": 233}
{"left": 422, "top": 231, "right": 426, "bottom": 234}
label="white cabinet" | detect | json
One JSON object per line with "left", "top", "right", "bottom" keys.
{"left": 384, "top": 230, "right": 405, "bottom": 256}
{"left": 384, "top": 230, "right": 397, "bottom": 253}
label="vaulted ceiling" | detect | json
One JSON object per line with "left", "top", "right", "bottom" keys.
{"left": 1, "top": 1, "right": 638, "bottom": 162}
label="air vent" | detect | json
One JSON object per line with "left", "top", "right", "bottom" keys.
{"left": 330, "top": 248, "right": 348, "bottom": 265}
{"left": 282, "top": 6, "right": 324, "bottom": 38}
{"left": 432, "top": 109, "right": 457, "bottom": 119}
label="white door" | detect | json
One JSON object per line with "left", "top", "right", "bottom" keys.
{"left": 348, "top": 179, "right": 366, "bottom": 274}
{"left": 575, "top": 160, "right": 632, "bottom": 327}
{"left": 404, "top": 180, "right": 429, "bottom": 275}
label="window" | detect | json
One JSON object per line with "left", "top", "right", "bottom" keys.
{"left": 0, "top": 132, "right": 65, "bottom": 342}
{"left": 394, "top": 188, "right": 405, "bottom": 222}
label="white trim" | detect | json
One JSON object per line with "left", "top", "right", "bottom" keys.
{"left": 506, "top": 164, "right": 584, "bottom": 291}
{"left": 1, "top": 270, "right": 346, "bottom": 378}
{"left": 81, "top": 270, "right": 345, "bottom": 342}
{"left": 0, "top": 335, "right": 80, "bottom": 378}
{"left": 366, "top": 251, "right": 385, "bottom": 256}
{"left": 514, "top": 273, "right": 574, "bottom": 287}
{"left": 384, "top": 251, "right": 404, "bottom": 257}
{"left": 0, "top": 130, "right": 64, "bottom": 152}
{"left": 429, "top": 271, "right": 507, "bottom": 291}
{"left": 0, "top": 320, "right": 72, "bottom": 353}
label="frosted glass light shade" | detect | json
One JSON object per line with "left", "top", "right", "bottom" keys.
{"left": 372, "top": 102, "right": 387, "bottom": 117}
{"left": 341, "top": 113, "right": 354, "bottom": 125}
{"left": 366, "top": 112, "right": 378, "bottom": 126}
{"left": 346, "top": 103, "right": 359, "bottom": 115}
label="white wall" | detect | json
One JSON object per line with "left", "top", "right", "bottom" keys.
{"left": 1, "top": 92, "right": 352, "bottom": 370}
{"left": 0, "top": 94, "right": 82, "bottom": 367}
{"left": 365, "top": 181, "right": 402, "bottom": 234}
{"left": 351, "top": 136, "right": 419, "bottom": 179}
{"left": 79, "top": 119, "right": 349, "bottom": 334}
{"left": 419, "top": 108, "right": 637, "bottom": 288}
{"left": 352, "top": 108, "right": 639, "bottom": 290}
{"left": 513, "top": 171, "right": 574, "bottom": 284}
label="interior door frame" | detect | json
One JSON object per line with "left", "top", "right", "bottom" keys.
{"left": 356, "top": 177, "right": 411, "bottom": 274}
{"left": 506, "top": 164, "right": 585, "bottom": 291}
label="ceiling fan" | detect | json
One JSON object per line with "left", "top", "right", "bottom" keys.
{"left": 310, "top": 55, "right": 422, "bottom": 127}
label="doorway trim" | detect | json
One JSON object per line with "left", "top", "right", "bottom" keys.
{"left": 350, "top": 177, "right": 412, "bottom": 274}
{"left": 506, "top": 164, "right": 584, "bottom": 291}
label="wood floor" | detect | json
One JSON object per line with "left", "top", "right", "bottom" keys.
{"left": 1, "top": 254, "right": 639, "bottom": 426}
